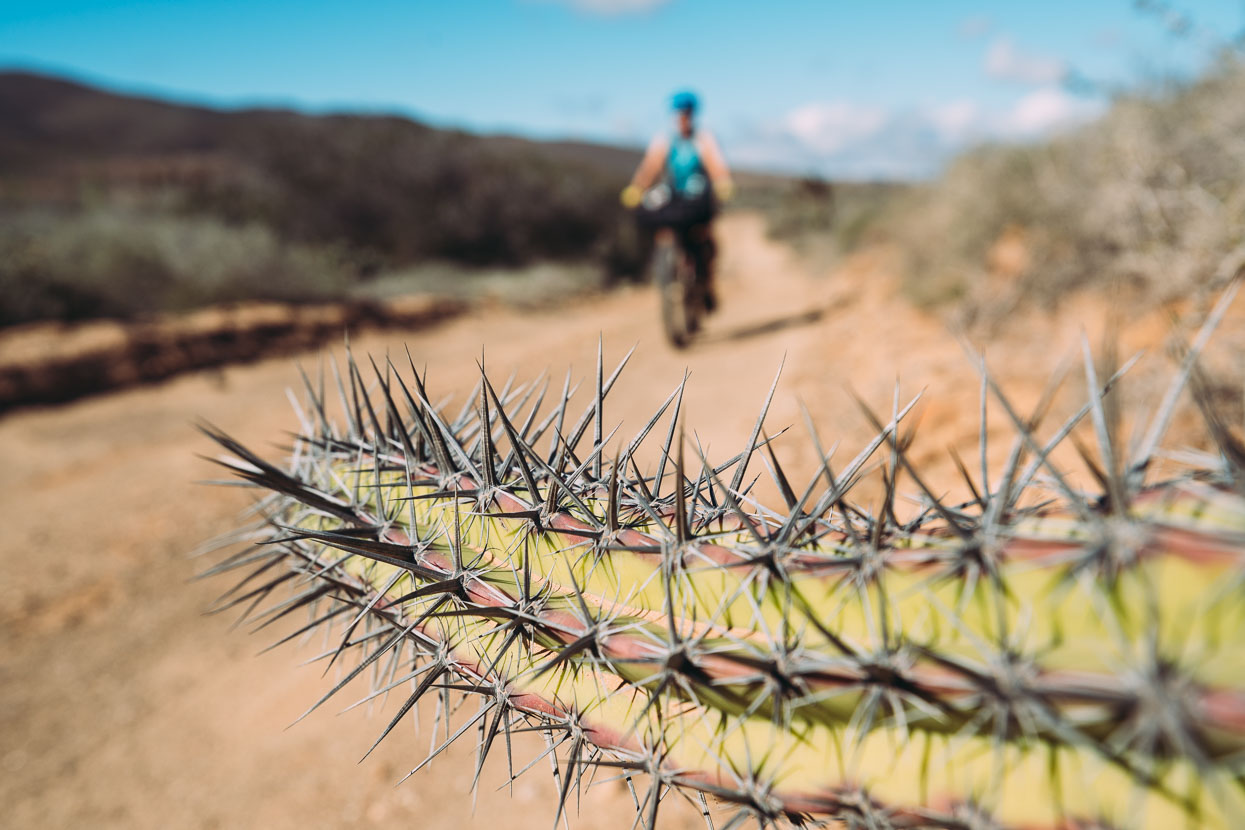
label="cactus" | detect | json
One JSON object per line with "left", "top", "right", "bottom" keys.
{"left": 200, "top": 296, "right": 1245, "bottom": 829}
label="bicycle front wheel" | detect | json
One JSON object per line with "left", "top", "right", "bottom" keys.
{"left": 654, "top": 240, "right": 690, "bottom": 348}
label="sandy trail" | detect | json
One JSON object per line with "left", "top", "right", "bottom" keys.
{"left": 1, "top": 212, "right": 1234, "bottom": 830}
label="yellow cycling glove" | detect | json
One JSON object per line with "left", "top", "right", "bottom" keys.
{"left": 715, "top": 180, "right": 735, "bottom": 202}
{"left": 620, "top": 185, "right": 643, "bottom": 209}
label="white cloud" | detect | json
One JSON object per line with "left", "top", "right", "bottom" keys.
{"left": 729, "top": 87, "right": 1103, "bottom": 180}
{"left": 926, "top": 99, "right": 981, "bottom": 141}
{"left": 958, "top": 15, "right": 992, "bottom": 40}
{"left": 717, "top": 32, "right": 1098, "bottom": 180}
{"left": 985, "top": 37, "right": 1067, "bottom": 85}
{"left": 997, "top": 86, "right": 1100, "bottom": 137}
{"left": 728, "top": 30, "right": 1107, "bottom": 178}
{"left": 781, "top": 102, "right": 888, "bottom": 155}
{"left": 730, "top": 104, "right": 943, "bottom": 180}
{"left": 540, "top": 0, "right": 672, "bottom": 14}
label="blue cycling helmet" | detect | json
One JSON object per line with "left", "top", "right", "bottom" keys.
{"left": 671, "top": 90, "right": 699, "bottom": 114}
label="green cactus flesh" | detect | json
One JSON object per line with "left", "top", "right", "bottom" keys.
{"left": 201, "top": 328, "right": 1245, "bottom": 828}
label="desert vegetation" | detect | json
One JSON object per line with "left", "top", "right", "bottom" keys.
{"left": 877, "top": 55, "right": 1245, "bottom": 319}
{"left": 740, "top": 55, "right": 1245, "bottom": 325}
{"left": 0, "top": 72, "right": 645, "bottom": 327}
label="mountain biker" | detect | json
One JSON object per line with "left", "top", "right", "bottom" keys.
{"left": 622, "top": 90, "right": 733, "bottom": 312}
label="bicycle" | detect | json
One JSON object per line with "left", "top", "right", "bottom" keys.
{"left": 632, "top": 183, "right": 716, "bottom": 349}
{"left": 652, "top": 224, "right": 711, "bottom": 348}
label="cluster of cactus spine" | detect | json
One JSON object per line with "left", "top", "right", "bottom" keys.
{"left": 201, "top": 291, "right": 1245, "bottom": 829}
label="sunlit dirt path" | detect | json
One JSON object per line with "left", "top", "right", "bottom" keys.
{"left": 1, "top": 212, "right": 1236, "bottom": 829}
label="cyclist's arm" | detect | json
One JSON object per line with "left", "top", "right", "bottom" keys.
{"left": 696, "top": 130, "right": 733, "bottom": 192}
{"left": 629, "top": 135, "right": 670, "bottom": 190}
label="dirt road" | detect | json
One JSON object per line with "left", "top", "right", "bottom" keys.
{"left": 1, "top": 213, "right": 1233, "bottom": 829}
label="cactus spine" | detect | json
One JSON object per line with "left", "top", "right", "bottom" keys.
{"left": 202, "top": 300, "right": 1245, "bottom": 829}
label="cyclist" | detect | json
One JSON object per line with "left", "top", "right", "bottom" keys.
{"left": 622, "top": 90, "right": 733, "bottom": 312}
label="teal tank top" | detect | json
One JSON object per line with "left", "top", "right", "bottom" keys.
{"left": 667, "top": 133, "right": 707, "bottom": 196}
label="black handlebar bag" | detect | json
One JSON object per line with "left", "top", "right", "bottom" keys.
{"left": 635, "top": 183, "right": 717, "bottom": 229}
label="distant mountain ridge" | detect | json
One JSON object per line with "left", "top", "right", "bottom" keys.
{"left": 0, "top": 70, "right": 648, "bottom": 271}
{"left": 0, "top": 70, "right": 665, "bottom": 325}
{"left": 0, "top": 70, "right": 643, "bottom": 177}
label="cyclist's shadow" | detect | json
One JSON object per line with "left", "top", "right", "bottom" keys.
{"left": 698, "top": 306, "right": 825, "bottom": 345}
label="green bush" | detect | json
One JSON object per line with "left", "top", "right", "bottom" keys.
{"left": 0, "top": 207, "right": 350, "bottom": 325}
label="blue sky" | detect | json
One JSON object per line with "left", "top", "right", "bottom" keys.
{"left": 3, "top": 0, "right": 1242, "bottom": 178}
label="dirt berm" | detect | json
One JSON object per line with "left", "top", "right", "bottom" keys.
{"left": 0, "top": 294, "right": 466, "bottom": 412}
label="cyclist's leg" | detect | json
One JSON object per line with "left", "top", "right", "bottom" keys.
{"left": 692, "top": 222, "right": 718, "bottom": 312}
{"left": 649, "top": 226, "right": 675, "bottom": 273}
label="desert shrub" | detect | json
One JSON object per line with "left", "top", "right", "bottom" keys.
{"left": 754, "top": 177, "right": 837, "bottom": 241}
{"left": 744, "top": 177, "right": 908, "bottom": 264}
{"left": 0, "top": 206, "right": 349, "bottom": 325}
{"left": 134, "top": 120, "right": 641, "bottom": 275}
{"left": 888, "top": 55, "right": 1245, "bottom": 318}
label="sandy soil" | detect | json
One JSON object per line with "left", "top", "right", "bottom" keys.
{"left": 2, "top": 212, "right": 1239, "bottom": 829}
